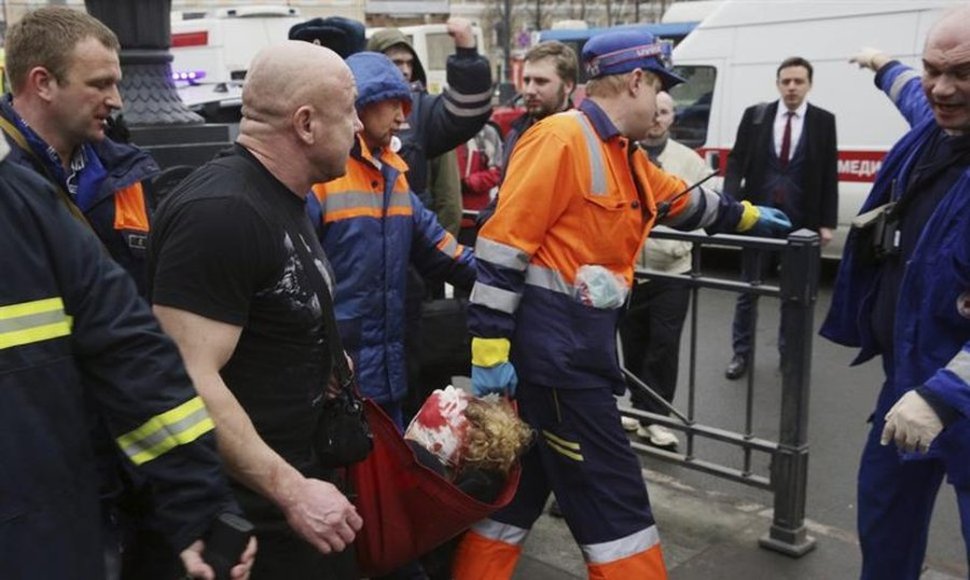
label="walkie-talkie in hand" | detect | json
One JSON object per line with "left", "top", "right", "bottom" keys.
{"left": 204, "top": 513, "right": 254, "bottom": 580}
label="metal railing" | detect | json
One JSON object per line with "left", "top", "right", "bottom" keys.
{"left": 620, "top": 228, "right": 820, "bottom": 557}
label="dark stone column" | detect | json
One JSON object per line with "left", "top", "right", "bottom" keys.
{"left": 85, "top": 0, "right": 202, "bottom": 125}
{"left": 85, "top": 0, "right": 232, "bottom": 169}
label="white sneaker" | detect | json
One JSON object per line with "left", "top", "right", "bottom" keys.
{"left": 620, "top": 416, "right": 639, "bottom": 432}
{"left": 637, "top": 424, "right": 679, "bottom": 448}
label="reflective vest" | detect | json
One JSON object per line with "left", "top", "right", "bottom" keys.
{"left": 469, "top": 104, "right": 736, "bottom": 391}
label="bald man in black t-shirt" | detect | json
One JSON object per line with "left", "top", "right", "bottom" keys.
{"left": 149, "top": 41, "right": 364, "bottom": 579}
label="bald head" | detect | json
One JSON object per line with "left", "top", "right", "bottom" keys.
{"left": 242, "top": 41, "right": 348, "bottom": 128}
{"left": 922, "top": 5, "right": 970, "bottom": 135}
{"left": 238, "top": 41, "right": 360, "bottom": 191}
{"left": 645, "top": 90, "right": 675, "bottom": 142}
{"left": 926, "top": 5, "right": 970, "bottom": 53}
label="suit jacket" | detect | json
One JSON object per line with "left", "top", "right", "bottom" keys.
{"left": 723, "top": 100, "right": 838, "bottom": 230}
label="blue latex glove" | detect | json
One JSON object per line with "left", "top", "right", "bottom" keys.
{"left": 471, "top": 337, "right": 518, "bottom": 397}
{"left": 471, "top": 361, "right": 519, "bottom": 398}
{"left": 736, "top": 200, "right": 792, "bottom": 237}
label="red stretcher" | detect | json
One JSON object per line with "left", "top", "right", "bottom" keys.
{"left": 349, "top": 399, "right": 521, "bottom": 577}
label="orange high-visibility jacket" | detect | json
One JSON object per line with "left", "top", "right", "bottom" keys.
{"left": 468, "top": 99, "right": 743, "bottom": 391}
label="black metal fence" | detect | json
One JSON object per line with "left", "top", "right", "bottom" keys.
{"left": 620, "top": 228, "right": 820, "bottom": 557}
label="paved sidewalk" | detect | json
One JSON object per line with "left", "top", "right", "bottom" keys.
{"left": 514, "top": 467, "right": 965, "bottom": 580}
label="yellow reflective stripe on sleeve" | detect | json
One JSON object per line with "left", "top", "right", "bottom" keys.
{"left": 0, "top": 297, "right": 72, "bottom": 350}
{"left": 116, "top": 396, "right": 215, "bottom": 465}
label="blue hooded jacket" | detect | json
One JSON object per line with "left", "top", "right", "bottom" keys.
{"left": 310, "top": 52, "right": 475, "bottom": 406}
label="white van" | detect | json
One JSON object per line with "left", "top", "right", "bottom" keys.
{"left": 669, "top": 0, "right": 952, "bottom": 258}
{"left": 170, "top": 5, "right": 302, "bottom": 111}
{"left": 365, "top": 24, "right": 486, "bottom": 95}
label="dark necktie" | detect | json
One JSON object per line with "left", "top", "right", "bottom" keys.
{"left": 779, "top": 111, "right": 794, "bottom": 168}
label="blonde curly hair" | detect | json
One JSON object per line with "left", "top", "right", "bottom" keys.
{"left": 460, "top": 398, "right": 534, "bottom": 475}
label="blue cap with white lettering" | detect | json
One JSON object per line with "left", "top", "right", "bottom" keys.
{"left": 582, "top": 29, "right": 685, "bottom": 89}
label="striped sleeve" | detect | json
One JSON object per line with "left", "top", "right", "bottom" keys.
{"left": 420, "top": 49, "right": 494, "bottom": 160}
{"left": 643, "top": 154, "right": 743, "bottom": 233}
{"left": 922, "top": 343, "right": 970, "bottom": 420}
{"left": 467, "top": 130, "right": 574, "bottom": 338}
{"left": 410, "top": 192, "right": 476, "bottom": 289}
{"left": 875, "top": 61, "right": 934, "bottom": 129}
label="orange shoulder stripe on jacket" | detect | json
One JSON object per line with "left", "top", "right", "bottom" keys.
{"left": 113, "top": 182, "right": 149, "bottom": 233}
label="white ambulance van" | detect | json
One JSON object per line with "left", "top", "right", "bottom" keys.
{"left": 669, "top": 0, "right": 953, "bottom": 258}
{"left": 169, "top": 5, "right": 302, "bottom": 113}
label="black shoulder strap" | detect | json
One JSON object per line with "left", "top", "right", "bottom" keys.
{"left": 226, "top": 150, "right": 354, "bottom": 387}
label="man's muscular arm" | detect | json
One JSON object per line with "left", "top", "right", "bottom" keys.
{"left": 153, "top": 306, "right": 363, "bottom": 554}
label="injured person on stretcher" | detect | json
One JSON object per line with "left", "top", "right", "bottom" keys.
{"left": 405, "top": 386, "right": 533, "bottom": 503}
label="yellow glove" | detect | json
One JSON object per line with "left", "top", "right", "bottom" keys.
{"left": 471, "top": 337, "right": 517, "bottom": 397}
{"left": 736, "top": 201, "right": 792, "bottom": 237}
{"left": 471, "top": 337, "right": 511, "bottom": 367}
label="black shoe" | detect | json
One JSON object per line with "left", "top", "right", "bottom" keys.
{"left": 725, "top": 355, "right": 748, "bottom": 380}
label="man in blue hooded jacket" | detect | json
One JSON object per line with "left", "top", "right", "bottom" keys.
{"left": 822, "top": 8, "right": 970, "bottom": 578}
{"left": 367, "top": 19, "right": 492, "bottom": 210}
{"left": 310, "top": 52, "right": 476, "bottom": 427}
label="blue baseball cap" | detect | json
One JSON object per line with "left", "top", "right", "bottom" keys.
{"left": 582, "top": 29, "right": 685, "bottom": 89}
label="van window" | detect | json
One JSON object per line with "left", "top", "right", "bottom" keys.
{"left": 669, "top": 65, "right": 716, "bottom": 149}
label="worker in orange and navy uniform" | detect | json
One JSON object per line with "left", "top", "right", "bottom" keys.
{"left": 311, "top": 51, "right": 476, "bottom": 427}
{"left": 1, "top": 7, "right": 159, "bottom": 295}
{"left": 453, "top": 30, "right": 792, "bottom": 580}
{"left": 0, "top": 136, "right": 255, "bottom": 580}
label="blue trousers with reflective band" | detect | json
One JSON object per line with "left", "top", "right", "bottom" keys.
{"left": 858, "top": 385, "right": 970, "bottom": 579}
{"left": 491, "top": 382, "right": 656, "bottom": 546}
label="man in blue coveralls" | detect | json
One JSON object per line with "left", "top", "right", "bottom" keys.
{"left": 822, "top": 6, "right": 970, "bottom": 578}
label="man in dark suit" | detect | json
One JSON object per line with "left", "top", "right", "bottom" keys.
{"left": 724, "top": 56, "right": 838, "bottom": 379}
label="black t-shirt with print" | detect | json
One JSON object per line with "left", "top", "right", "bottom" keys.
{"left": 147, "top": 145, "right": 334, "bottom": 523}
